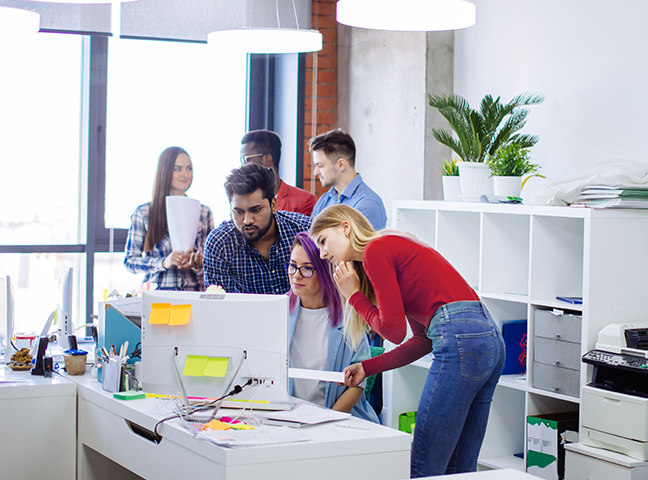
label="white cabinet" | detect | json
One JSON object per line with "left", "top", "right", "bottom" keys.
{"left": 382, "top": 201, "right": 648, "bottom": 471}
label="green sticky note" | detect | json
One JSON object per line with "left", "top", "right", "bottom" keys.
{"left": 169, "top": 304, "right": 191, "bottom": 326}
{"left": 114, "top": 391, "right": 146, "bottom": 400}
{"left": 204, "top": 357, "right": 229, "bottom": 377}
{"left": 183, "top": 355, "right": 208, "bottom": 376}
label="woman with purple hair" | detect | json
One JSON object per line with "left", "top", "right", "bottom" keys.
{"left": 287, "top": 232, "right": 379, "bottom": 423}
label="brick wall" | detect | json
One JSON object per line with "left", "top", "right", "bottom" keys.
{"left": 303, "top": 0, "right": 338, "bottom": 197}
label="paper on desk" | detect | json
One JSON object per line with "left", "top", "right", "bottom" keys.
{"left": 266, "top": 403, "right": 351, "bottom": 425}
{"left": 194, "top": 425, "right": 310, "bottom": 447}
{"left": 166, "top": 196, "right": 201, "bottom": 251}
{"left": 288, "top": 367, "right": 345, "bottom": 383}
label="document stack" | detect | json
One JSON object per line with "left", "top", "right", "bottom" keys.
{"left": 572, "top": 185, "right": 648, "bottom": 209}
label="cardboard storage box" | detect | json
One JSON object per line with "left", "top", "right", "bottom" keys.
{"left": 527, "top": 411, "right": 578, "bottom": 480}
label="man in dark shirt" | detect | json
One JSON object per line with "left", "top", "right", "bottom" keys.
{"left": 203, "top": 163, "right": 312, "bottom": 294}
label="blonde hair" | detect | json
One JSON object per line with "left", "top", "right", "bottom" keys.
{"left": 310, "top": 205, "right": 381, "bottom": 349}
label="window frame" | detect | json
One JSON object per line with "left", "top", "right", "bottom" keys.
{"left": 0, "top": 37, "right": 306, "bottom": 328}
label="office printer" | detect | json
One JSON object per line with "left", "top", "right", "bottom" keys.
{"left": 581, "top": 323, "right": 648, "bottom": 461}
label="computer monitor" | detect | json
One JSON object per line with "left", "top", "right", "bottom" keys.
{"left": 40, "top": 262, "right": 74, "bottom": 350}
{"left": 141, "top": 291, "right": 289, "bottom": 404}
{"left": 1, "top": 271, "right": 15, "bottom": 363}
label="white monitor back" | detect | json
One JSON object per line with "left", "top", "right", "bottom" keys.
{"left": 1, "top": 272, "right": 14, "bottom": 363}
{"left": 54, "top": 263, "right": 74, "bottom": 350}
{"left": 141, "top": 291, "right": 289, "bottom": 403}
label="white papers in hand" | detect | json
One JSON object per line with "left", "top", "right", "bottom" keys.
{"left": 288, "top": 367, "right": 345, "bottom": 383}
{"left": 166, "top": 196, "right": 201, "bottom": 251}
{"left": 266, "top": 403, "right": 351, "bottom": 425}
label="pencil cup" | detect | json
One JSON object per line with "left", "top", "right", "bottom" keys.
{"left": 64, "top": 352, "right": 87, "bottom": 375}
{"left": 101, "top": 357, "right": 124, "bottom": 393}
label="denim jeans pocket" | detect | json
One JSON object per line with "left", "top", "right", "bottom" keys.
{"left": 455, "top": 331, "right": 495, "bottom": 382}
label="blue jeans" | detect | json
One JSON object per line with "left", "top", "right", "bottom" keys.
{"left": 410, "top": 301, "right": 505, "bottom": 477}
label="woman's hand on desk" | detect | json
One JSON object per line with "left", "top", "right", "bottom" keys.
{"left": 163, "top": 249, "right": 192, "bottom": 269}
{"left": 342, "top": 363, "right": 366, "bottom": 388}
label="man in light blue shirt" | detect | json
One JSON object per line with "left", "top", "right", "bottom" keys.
{"left": 310, "top": 129, "right": 387, "bottom": 230}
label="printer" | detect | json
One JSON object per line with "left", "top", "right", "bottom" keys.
{"left": 581, "top": 323, "right": 648, "bottom": 461}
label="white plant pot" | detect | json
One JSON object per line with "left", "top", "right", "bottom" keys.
{"left": 442, "top": 176, "right": 462, "bottom": 202}
{"left": 493, "top": 176, "right": 522, "bottom": 198}
{"left": 458, "top": 162, "right": 493, "bottom": 202}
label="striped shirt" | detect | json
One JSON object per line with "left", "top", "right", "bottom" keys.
{"left": 203, "top": 211, "right": 312, "bottom": 294}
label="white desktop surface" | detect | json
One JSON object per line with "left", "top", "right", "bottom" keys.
{"left": 416, "top": 469, "right": 538, "bottom": 479}
{"left": 0, "top": 366, "right": 77, "bottom": 480}
{"left": 71, "top": 373, "right": 411, "bottom": 480}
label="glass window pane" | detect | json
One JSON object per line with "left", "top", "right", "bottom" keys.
{"left": 0, "top": 33, "right": 84, "bottom": 245}
{"left": 92, "top": 252, "right": 143, "bottom": 317}
{"left": 105, "top": 39, "right": 247, "bottom": 230}
{"left": 0, "top": 253, "right": 86, "bottom": 337}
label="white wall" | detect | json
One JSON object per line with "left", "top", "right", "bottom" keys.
{"left": 337, "top": 27, "right": 453, "bottom": 218}
{"left": 455, "top": 0, "right": 648, "bottom": 180}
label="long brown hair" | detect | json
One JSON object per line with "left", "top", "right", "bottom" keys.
{"left": 144, "top": 147, "right": 190, "bottom": 252}
{"left": 310, "top": 205, "right": 381, "bottom": 348}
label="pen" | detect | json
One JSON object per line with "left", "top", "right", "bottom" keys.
{"left": 335, "top": 423, "right": 370, "bottom": 431}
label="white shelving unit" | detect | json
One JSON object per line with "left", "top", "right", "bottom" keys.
{"left": 382, "top": 201, "right": 648, "bottom": 471}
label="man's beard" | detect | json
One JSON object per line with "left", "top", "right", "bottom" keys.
{"left": 241, "top": 215, "right": 274, "bottom": 244}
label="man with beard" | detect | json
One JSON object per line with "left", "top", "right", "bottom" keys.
{"left": 203, "top": 163, "right": 312, "bottom": 294}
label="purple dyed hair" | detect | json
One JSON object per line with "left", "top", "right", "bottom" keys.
{"left": 288, "top": 232, "right": 343, "bottom": 328}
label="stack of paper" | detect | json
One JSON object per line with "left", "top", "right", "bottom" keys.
{"left": 572, "top": 185, "right": 648, "bottom": 209}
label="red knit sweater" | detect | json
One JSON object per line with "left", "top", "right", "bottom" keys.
{"left": 348, "top": 235, "right": 478, "bottom": 377}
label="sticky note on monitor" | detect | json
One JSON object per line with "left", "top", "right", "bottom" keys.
{"left": 149, "top": 303, "right": 171, "bottom": 324}
{"left": 204, "top": 357, "right": 228, "bottom": 377}
{"left": 169, "top": 304, "right": 191, "bottom": 325}
{"left": 183, "top": 355, "right": 209, "bottom": 376}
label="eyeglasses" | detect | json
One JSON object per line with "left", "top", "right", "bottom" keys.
{"left": 240, "top": 153, "right": 266, "bottom": 164}
{"left": 285, "top": 263, "right": 316, "bottom": 278}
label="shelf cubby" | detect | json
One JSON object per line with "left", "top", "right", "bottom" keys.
{"left": 384, "top": 201, "right": 648, "bottom": 472}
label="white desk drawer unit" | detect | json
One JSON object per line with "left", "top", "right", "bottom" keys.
{"left": 533, "top": 309, "right": 582, "bottom": 398}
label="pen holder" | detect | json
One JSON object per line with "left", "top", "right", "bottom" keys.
{"left": 63, "top": 349, "right": 88, "bottom": 376}
{"left": 101, "top": 357, "right": 125, "bottom": 393}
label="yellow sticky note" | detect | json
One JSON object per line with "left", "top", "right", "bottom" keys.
{"left": 204, "top": 357, "right": 229, "bottom": 377}
{"left": 149, "top": 303, "right": 171, "bottom": 324}
{"left": 183, "top": 355, "right": 208, "bottom": 376}
{"left": 169, "top": 304, "right": 191, "bottom": 325}
{"left": 201, "top": 420, "right": 231, "bottom": 431}
{"left": 230, "top": 423, "right": 254, "bottom": 430}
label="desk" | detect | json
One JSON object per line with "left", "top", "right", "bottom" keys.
{"left": 73, "top": 375, "right": 411, "bottom": 480}
{"left": 0, "top": 366, "right": 77, "bottom": 480}
{"left": 419, "top": 469, "right": 538, "bottom": 479}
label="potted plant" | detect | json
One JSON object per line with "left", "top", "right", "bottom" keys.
{"left": 440, "top": 158, "right": 461, "bottom": 201}
{"left": 428, "top": 92, "right": 544, "bottom": 201}
{"left": 486, "top": 144, "right": 542, "bottom": 198}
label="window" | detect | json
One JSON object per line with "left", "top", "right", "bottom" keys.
{"left": 0, "top": 32, "right": 248, "bottom": 334}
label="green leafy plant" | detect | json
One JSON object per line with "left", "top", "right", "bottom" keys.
{"left": 487, "top": 144, "right": 540, "bottom": 177}
{"left": 428, "top": 92, "right": 545, "bottom": 163}
{"left": 439, "top": 158, "right": 460, "bottom": 176}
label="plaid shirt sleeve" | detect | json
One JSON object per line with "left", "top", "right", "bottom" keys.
{"left": 123, "top": 203, "right": 166, "bottom": 274}
{"left": 276, "top": 182, "right": 317, "bottom": 216}
{"left": 203, "top": 221, "right": 241, "bottom": 292}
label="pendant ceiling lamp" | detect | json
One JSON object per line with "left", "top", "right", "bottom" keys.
{"left": 0, "top": 7, "right": 40, "bottom": 36}
{"left": 336, "top": 0, "right": 476, "bottom": 31}
{"left": 208, "top": 0, "right": 322, "bottom": 54}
